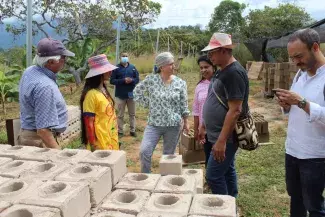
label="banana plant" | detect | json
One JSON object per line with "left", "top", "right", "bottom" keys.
{"left": 0, "top": 70, "right": 20, "bottom": 115}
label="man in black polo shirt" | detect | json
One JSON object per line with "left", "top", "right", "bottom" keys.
{"left": 110, "top": 52, "right": 139, "bottom": 137}
{"left": 199, "top": 33, "right": 249, "bottom": 197}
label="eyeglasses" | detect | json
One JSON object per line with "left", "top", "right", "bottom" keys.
{"left": 207, "top": 48, "right": 221, "bottom": 57}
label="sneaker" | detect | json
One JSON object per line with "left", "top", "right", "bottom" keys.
{"left": 130, "top": 132, "right": 137, "bottom": 137}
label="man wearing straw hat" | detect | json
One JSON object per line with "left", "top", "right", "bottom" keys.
{"left": 19, "top": 38, "right": 75, "bottom": 149}
{"left": 198, "top": 33, "right": 249, "bottom": 197}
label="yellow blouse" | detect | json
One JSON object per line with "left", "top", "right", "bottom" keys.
{"left": 83, "top": 89, "right": 119, "bottom": 150}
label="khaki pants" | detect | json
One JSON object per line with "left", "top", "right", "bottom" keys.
{"left": 116, "top": 97, "right": 136, "bottom": 133}
{"left": 18, "top": 129, "right": 62, "bottom": 148}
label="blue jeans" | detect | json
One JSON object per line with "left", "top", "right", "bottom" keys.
{"left": 206, "top": 142, "right": 238, "bottom": 197}
{"left": 140, "top": 125, "right": 181, "bottom": 173}
{"left": 285, "top": 154, "right": 325, "bottom": 217}
{"left": 204, "top": 134, "right": 213, "bottom": 168}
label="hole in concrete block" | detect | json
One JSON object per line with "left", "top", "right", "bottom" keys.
{"left": 94, "top": 151, "right": 111, "bottom": 158}
{"left": 186, "top": 169, "right": 198, "bottom": 175}
{"left": 202, "top": 197, "right": 224, "bottom": 207}
{"left": 166, "top": 155, "right": 177, "bottom": 160}
{"left": 60, "top": 151, "right": 77, "bottom": 157}
{"left": 168, "top": 177, "right": 186, "bottom": 186}
{"left": 6, "top": 209, "right": 33, "bottom": 217}
{"left": 43, "top": 182, "right": 67, "bottom": 195}
{"left": 74, "top": 165, "right": 92, "bottom": 174}
{"left": 130, "top": 174, "right": 149, "bottom": 182}
{"left": 156, "top": 195, "right": 179, "bottom": 206}
{"left": 5, "top": 161, "right": 24, "bottom": 168}
{"left": 35, "top": 148, "right": 51, "bottom": 153}
{"left": 116, "top": 191, "right": 137, "bottom": 203}
{"left": 0, "top": 181, "right": 25, "bottom": 193}
{"left": 8, "top": 146, "right": 23, "bottom": 151}
{"left": 35, "top": 163, "right": 55, "bottom": 172}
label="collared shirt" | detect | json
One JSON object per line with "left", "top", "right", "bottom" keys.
{"left": 134, "top": 73, "right": 190, "bottom": 126}
{"left": 19, "top": 65, "right": 68, "bottom": 132}
{"left": 286, "top": 65, "right": 325, "bottom": 159}
{"left": 193, "top": 79, "right": 210, "bottom": 126}
{"left": 110, "top": 63, "right": 139, "bottom": 99}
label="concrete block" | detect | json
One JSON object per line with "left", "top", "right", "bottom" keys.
{"left": 80, "top": 150, "right": 127, "bottom": 185}
{"left": 0, "top": 158, "right": 12, "bottom": 167}
{"left": 52, "top": 149, "right": 91, "bottom": 164}
{"left": 159, "top": 155, "right": 182, "bottom": 175}
{"left": 115, "top": 173, "right": 161, "bottom": 192}
{"left": 182, "top": 169, "right": 203, "bottom": 194}
{"left": 18, "top": 181, "right": 91, "bottom": 217}
{"left": 21, "top": 162, "right": 70, "bottom": 181}
{"left": 0, "top": 145, "right": 12, "bottom": 152}
{"left": 101, "top": 189, "right": 150, "bottom": 215}
{"left": 179, "top": 145, "right": 205, "bottom": 164}
{"left": 92, "top": 211, "right": 135, "bottom": 217}
{"left": 180, "top": 132, "right": 195, "bottom": 150}
{"left": 143, "top": 193, "right": 192, "bottom": 215}
{"left": 0, "top": 179, "right": 40, "bottom": 203}
{"left": 137, "top": 211, "right": 186, "bottom": 217}
{"left": 154, "top": 175, "right": 196, "bottom": 194}
{"left": 18, "top": 148, "right": 60, "bottom": 162}
{"left": 0, "top": 204, "right": 61, "bottom": 217}
{"left": 55, "top": 164, "right": 112, "bottom": 207}
{"left": 189, "top": 194, "right": 236, "bottom": 217}
{"left": 0, "top": 201, "right": 11, "bottom": 213}
{"left": 0, "top": 146, "right": 39, "bottom": 160}
{"left": 0, "top": 160, "right": 41, "bottom": 178}
{"left": 0, "top": 177, "right": 12, "bottom": 187}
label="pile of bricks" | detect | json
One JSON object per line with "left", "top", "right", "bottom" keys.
{"left": 252, "top": 112, "right": 269, "bottom": 143}
{"left": 261, "top": 62, "right": 298, "bottom": 97}
{"left": 0, "top": 144, "right": 237, "bottom": 217}
{"left": 179, "top": 130, "right": 205, "bottom": 164}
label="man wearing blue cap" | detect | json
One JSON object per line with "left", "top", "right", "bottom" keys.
{"left": 18, "top": 38, "right": 75, "bottom": 149}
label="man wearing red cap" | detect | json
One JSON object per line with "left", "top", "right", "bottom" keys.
{"left": 199, "top": 33, "right": 249, "bottom": 198}
{"left": 18, "top": 38, "right": 75, "bottom": 149}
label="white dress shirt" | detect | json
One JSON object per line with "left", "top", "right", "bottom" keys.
{"left": 286, "top": 64, "right": 325, "bottom": 159}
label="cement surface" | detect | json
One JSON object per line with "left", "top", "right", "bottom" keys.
{"left": 154, "top": 175, "right": 196, "bottom": 194}
{"left": 80, "top": 150, "right": 127, "bottom": 185}
{"left": 0, "top": 204, "right": 61, "bottom": 217}
{"left": 143, "top": 193, "right": 192, "bottom": 215}
{"left": 0, "top": 146, "right": 39, "bottom": 160}
{"left": 115, "top": 173, "right": 161, "bottom": 192}
{"left": 0, "top": 158, "right": 13, "bottom": 167}
{"left": 137, "top": 211, "right": 187, "bottom": 217}
{"left": 0, "top": 201, "right": 11, "bottom": 213}
{"left": 159, "top": 155, "right": 182, "bottom": 175}
{"left": 55, "top": 164, "right": 112, "bottom": 207}
{"left": 52, "top": 149, "right": 91, "bottom": 164}
{"left": 189, "top": 194, "right": 236, "bottom": 217}
{"left": 18, "top": 147, "right": 60, "bottom": 162}
{"left": 18, "top": 181, "right": 91, "bottom": 217}
{"left": 101, "top": 189, "right": 150, "bottom": 215}
{"left": 0, "top": 160, "right": 41, "bottom": 178}
{"left": 92, "top": 211, "right": 136, "bottom": 217}
{"left": 182, "top": 169, "right": 203, "bottom": 194}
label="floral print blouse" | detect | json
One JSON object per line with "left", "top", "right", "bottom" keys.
{"left": 134, "top": 73, "right": 190, "bottom": 126}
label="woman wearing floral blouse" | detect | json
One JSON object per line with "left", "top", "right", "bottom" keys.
{"left": 134, "top": 52, "right": 190, "bottom": 173}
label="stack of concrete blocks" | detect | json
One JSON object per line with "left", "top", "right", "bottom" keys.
{"left": 274, "top": 63, "right": 291, "bottom": 90}
{"left": 60, "top": 105, "right": 82, "bottom": 145}
{"left": 179, "top": 131, "right": 205, "bottom": 164}
{"left": 0, "top": 144, "right": 128, "bottom": 217}
{"left": 252, "top": 112, "right": 270, "bottom": 143}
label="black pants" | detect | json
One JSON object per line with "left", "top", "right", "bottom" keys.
{"left": 204, "top": 134, "right": 213, "bottom": 168}
{"left": 285, "top": 154, "right": 325, "bottom": 217}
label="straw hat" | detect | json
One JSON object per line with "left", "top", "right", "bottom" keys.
{"left": 201, "top": 33, "right": 236, "bottom": 52}
{"left": 85, "top": 54, "right": 118, "bottom": 79}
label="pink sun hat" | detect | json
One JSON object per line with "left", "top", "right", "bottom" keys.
{"left": 85, "top": 54, "right": 118, "bottom": 79}
{"left": 201, "top": 32, "right": 236, "bottom": 52}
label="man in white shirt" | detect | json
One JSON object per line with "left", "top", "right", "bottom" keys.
{"left": 275, "top": 28, "right": 325, "bottom": 217}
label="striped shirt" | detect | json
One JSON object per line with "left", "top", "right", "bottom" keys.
{"left": 19, "top": 65, "right": 68, "bottom": 132}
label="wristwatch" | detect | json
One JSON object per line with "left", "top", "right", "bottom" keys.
{"left": 298, "top": 98, "right": 307, "bottom": 109}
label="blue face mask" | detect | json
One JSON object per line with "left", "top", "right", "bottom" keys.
{"left": 121, "top": 57, "right": 129, "bottom": 63}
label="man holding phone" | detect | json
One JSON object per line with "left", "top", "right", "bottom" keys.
{"left": 275, "top": 28, "right": 325, "bottom": 217}
{"left": 110, "top": 52, "right": 139, "bottom": 137}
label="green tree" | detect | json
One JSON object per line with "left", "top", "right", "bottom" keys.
{"left": 208, "top": 0, "right": 246, "bottom": 36}
{"left": 243, "top": 3, "right": 313, "bottom": 39}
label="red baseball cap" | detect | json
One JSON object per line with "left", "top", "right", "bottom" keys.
{"left": 37, "top": 38, "right": 75, "bottom": 57}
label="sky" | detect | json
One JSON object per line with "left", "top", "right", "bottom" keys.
{"left": 147, "top": 0, "right": 325, "bottom": 29}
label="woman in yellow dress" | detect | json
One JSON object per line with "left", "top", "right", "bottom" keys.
{"left": 80, "top": 54, "right": 119, "bottom": 151}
